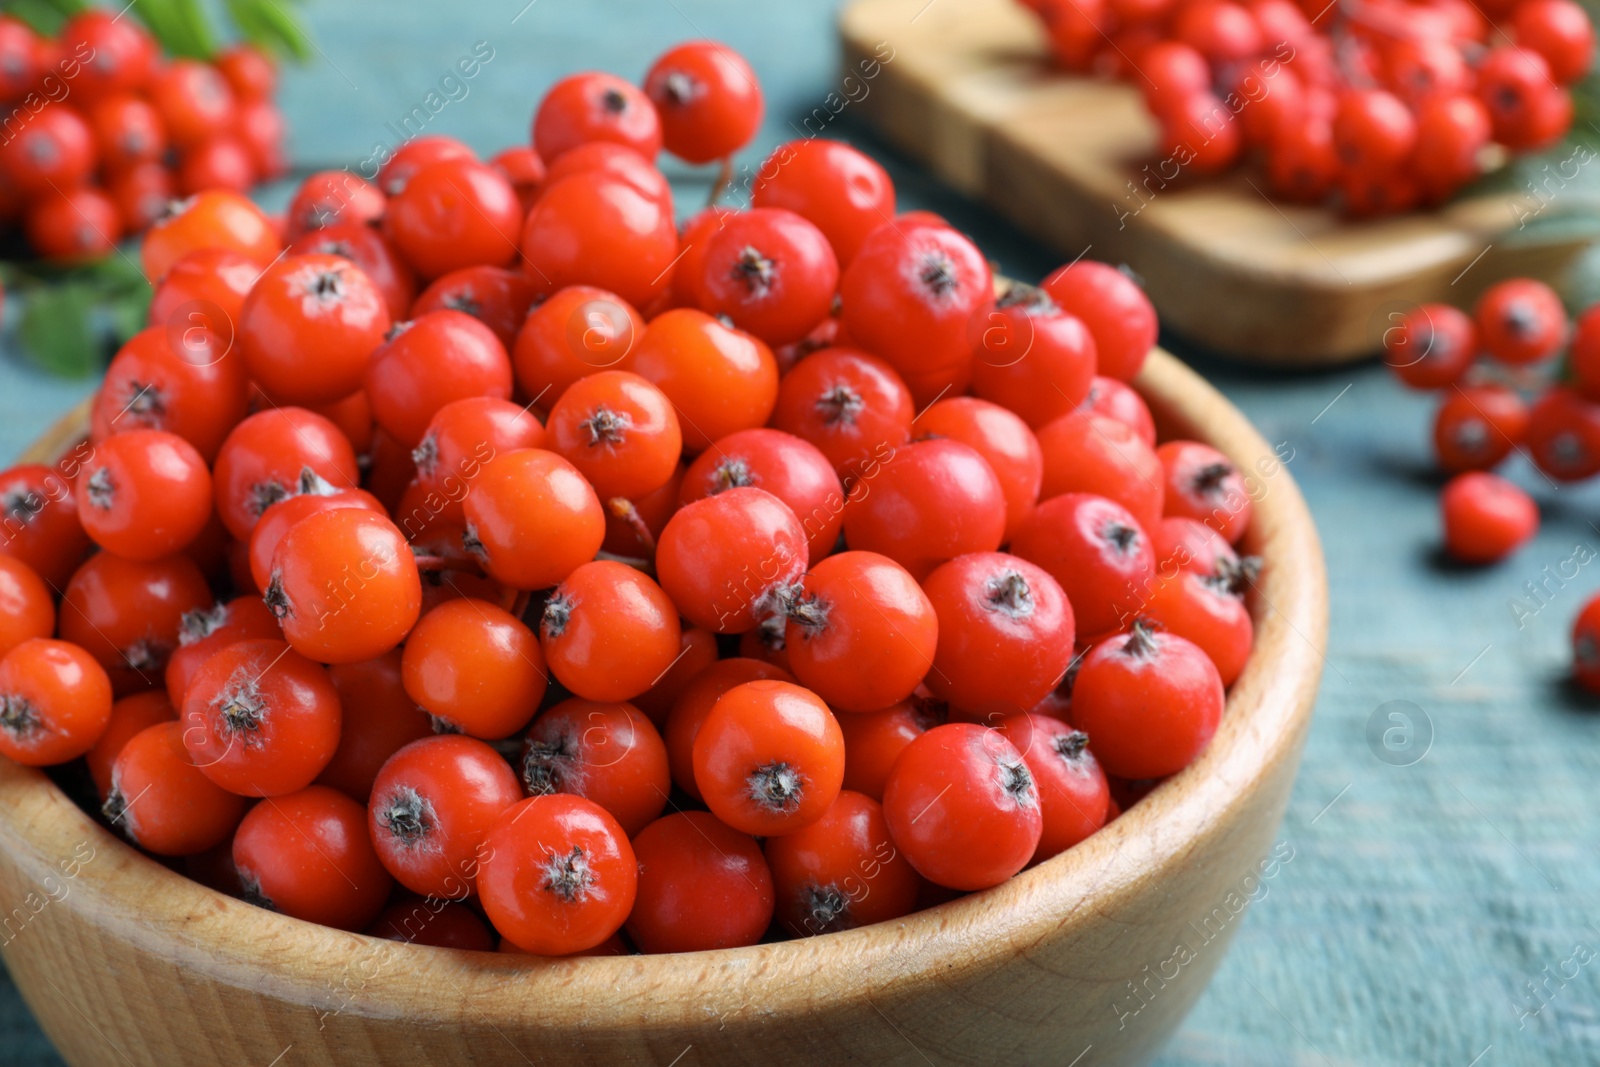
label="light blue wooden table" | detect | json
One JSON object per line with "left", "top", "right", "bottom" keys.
{"left": 3, "top": 2, "right": 1600, "bottom": 1065}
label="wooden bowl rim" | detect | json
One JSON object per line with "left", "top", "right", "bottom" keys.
{"left": 0, "top": 347, "right": 1328, "bottom": 1032}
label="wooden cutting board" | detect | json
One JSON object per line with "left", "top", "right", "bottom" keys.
{"left": 838, "top": 0, "right": 1591, "bottom": 365}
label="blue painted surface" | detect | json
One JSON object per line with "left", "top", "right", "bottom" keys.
{"left": 3, "top": 2, "right": 1600, "bottom": 1065}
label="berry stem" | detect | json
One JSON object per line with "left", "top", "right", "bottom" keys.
{"left": 607, "top": 496, "right": 656, "bottom": 555}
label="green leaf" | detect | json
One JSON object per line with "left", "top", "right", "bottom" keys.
{"left": 3, "top": 0, "right": 87, "bottom": 37}
{"left": 17, "top": 283, "right": 100, "bottom": 378}
{"left": 226, "top": 0, "right": 312, "bottom": 61}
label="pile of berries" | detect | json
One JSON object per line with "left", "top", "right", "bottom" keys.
{"left": 1018, "top": 0, "right": 1594, "bottom": 215}
{"left": 0, "top": 40, "right": 1261, "bottom": 956}
{"left": 0, "top": 10, "right": 286, "bottom": 261}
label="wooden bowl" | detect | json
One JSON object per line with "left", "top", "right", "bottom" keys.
{"left": 0, "top": 349, "right": 1326, "bottom": 1067}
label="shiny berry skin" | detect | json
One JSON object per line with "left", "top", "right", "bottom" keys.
{"left": 180, "top": 638, "right": 342, "bottom": 797}
{"left": 1477, "top": 47, "right": 1566, "bottom": 150}
{"left": 627, "top": 811, "right": 774, "bottom": 953}
{"left": 665, "top": 658, "right": 794, "bottom": 799}
{"left": 698, "top": 208, "right": 839, "bottom": 347}
{"left": 378, "top": 135, "right": 476, "bottom": 197}
{"left": 0, "top": 18, "right": 40, "bottom": 101}
{"left": 288, "top": 221, "right": 418, "bottom": 322}
{"left": 266, "top": 508, "right": 422, "bottom": 665}
{"left": 247, "top": 481, "right": 386, "bottom": 592}
{"left": 843, "top": 438, "right": 1007, "bottom": 582}
{"left": 770, "top": 347, "right": 913, "bottom": 480}
{"left": 241, "top": 254, "right": 392, "bottom": 406}
{"left": 106, "top": 722, "right": 248, "bottom": 856}
{"left": 644, "top": 40, "right": 763, "bottom": 163}
{"left": 26, "top": 187, "right": 121, "bottom": 261}
{"left": 385, "top": 159, "right": 523, "bottom": 279}
{"left": 633, "top": 626, "right": 718, "bottom": 726}
{"left": 87, "top": 690, "right": 178, "bottom": 798}
{"left": 1573, "top": 305, "right": 1600, "bottom": 402}
{"left": 1411, "top": 94, "right": 1491, "bottom": 199}
{"left": 1037, "top": 411, "right": 1164, "bottom": 531}
{"left": 59, "top": 552, "right": 211, "bottom": 693}
{"left": 991, "top": 714, "right": 1109, "bottom": 863}
{"left": 1148, "top": 566, "right": 1254, "bottom": 685}
{"left": 1267, "top": 115, "right": 1338, "bottom": 202}
{"left": 671, "top": 206, "right": 733, "bottom": 307}
{"left": 0, "top": 463, "right": 90, "bottom": 588}
{"left": 105, "top": 161, "right": 176, "bottom": 234}
{"left": 882, "top": 722, "right": 1042, "bottom": 890}
{"left": 412, "top": 396, "right": 544, "bottom": 510}
{"left": 75, "top": 429, "right": 210, "bottom": 562}
{"left": 1070, "top": 624, "right": 1224, "bottom": 779}
{"left": 1474, "top": 278, "right": 1567, "bottom": 366}
{"left": 922, "top": 552, "right": 1075, "bottom": 721}
{"left": 783, "top": 550, "right": 937, "bottom": 713}
{"left": 540, "top": 561, "right": 681, "bottom": 703}
{"left": 765, "top": 790, "right": 921, "bottom": 936}
{"left": 1332, "top": 88, "right": 1417, "bottom": 171}
{"left": 522, "top": 172, "right": 679, "bottom": 310}
{"left": 1041, "top": 261, "right": 1157, "bottom": 383}
{"left": 838, "top": 695, "right": 946, "bottom": 800}
{"left": 369, "top": 734, "right": 523, "bottom": 897}
{"left": 1440, "top": 471, "right": 1538, "bottom": 564}
{"left": 1157, "top": 440, "right": 1252, "bottom": 544}
{"left": 1432, "top": 386, "right": 1529, "bottom": 473}
{"left": 477, "top": 793, "right": 638, "bottom": 955}
{"left": 0, "top": 556, "right": 53, "bottom": 661}
{"left": 215, "top": 43, "right": 276, "bottom": 101}
{"left": 164, "top": 597, "right": 283, "bottom": 710}
{"left": 412, "top": 266, "right": 540, "bottom": 352}
{"left": 624, "top": 308, "right": 780, "bottom": 453}
{"left": 839, "top": 221, "right": 992, "bottom": 398}
{"left": 969, "top": 285, "right": 1098, "bottom": 428}
{"left": 542, "top": 141, "right": 673, "bottom": 205}
{"left": 211, "top": 406, "right": 358, "bottom": 540}
{"left": 1525, "top": 388, "right": 1600, "bottom": 482}
{"left": 1012, "top": 492, "right": 1155, "bottom": 638}
{"left": 657, "top": 486, "right": 810, "bottom": 633}
{"left": 493, "top": 144, "right": 547, "bottom": 210}
{"left": 315, "top": 651, "right": 433, "bottom": 802}
{"left": 285, "top": 169, "right": 386, "bottom": 240}
{"left": 546, "top": 370, "right": 682, "bottom": 501}
{"left": 533, "top": 71, "right": 661, "bottom": 162}
{"left": 692, "top": 679, "right": 845, "bottom": 837}
{"left": 0, "top": 106, "right": 93, "bottom": 197}
{"left": 462, "top": 449, "right": 605, "bottom": 591}
{"left": 401, "top": 598, "right": 547, "bottom": 739}
{"left": 148, "top": 59, "right": 235, "bottom": 147}
{"left": 0, "top": 639, "right": 113, "bottom": 766}
{"left": 141, "top": 190, "right": 280, "bottom": 281}
{"left": 233, "top": 785, "right": 393, "bottom": 931}
{"left": 1153, "top": 516, "right": 1238, "bottom": 577}
{"left": 916, "top": 397, "right": 1043, "bottom": 543}
{"left": 679, "top": 428, "right": 844, "bottom": 564}
{"left": 1383, "top": 303, "right": 1477, "bottom": 389}
{"left": 519, "top": 697, "right": 671, "bottom": 837}
{"left": 147, "top": 247, "right": 259, "bottom": 334}
{"left": 752, "top": 139, "right": 896, "bottom": 268}
{"left": 1515, "top": 0, "right": 1594, "bottom": 83}
{"left": 1572, "top": 593, "right": 1600, "bottom": 693}
{"left": 512, "top": 285, "right": 645, "bottom": 407}
{"left": 176, "top": 136, "right": 255, "bottom": 196}
{"left": 364, "top": 309, "right": 514, "bottom": 448}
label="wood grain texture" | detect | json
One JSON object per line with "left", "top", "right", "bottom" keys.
{"left": 839, "top": 0, "right": 1587, "bottom": 366}
{"left": 0, "top": 351, "right": 1326, "bottom": 1067}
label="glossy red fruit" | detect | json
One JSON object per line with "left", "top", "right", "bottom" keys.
{"left": 1515, "top": 0, "right": 1595, "bottom": 83}
{"left": 0, "top": 556, "right": 54, "bottom": 662}
{"left": 969, "top": 284, "right": 1098, "bottom": 428}
{"left": 1432, "top": 386, "right": 1529, "bottom": 473}
{"left": 915, "top": 397, "right": 1043, "bottom": 543}
{"left": 78, "top": 428, "right": 212, "bottom": 562}
{"left": 462, "top": 449, "right": 605, "bottom": 591}
{"left": 86, "top": 690, "right": 177, "bottom": 798}
{"left": 0, "top": 639, "right": 113, "bottom": 766}
{"left": 1070, "top": 624, "right": 1224, "bottom": 779}
{"left": 519, "top": 698, "right": 671, "bottom": 836}
{"left": 664, "top": 658, "right": 794, "bottom": 799}
{"left": 1037, "top": 411, "right": 1164, "bottom": 531}
{"left": 679, "top": 428, "right": 845, "bottom": 564}
{"left": 285, "top": 169, "right": 387, "bottom": 239}
{"left": 1440, "top": 471, "right": 1538, "bottom": 564}
{"left": 1040, "top": 261, "right": 1156, "bottom": 382}
{"left": 522, "top": 172, "right": 679, "bottom": 310}
{"left": 141, "top": 190, "right": 279, "bottom": 282}
{"left": 697, "top": 208, "right": 839, "bottom": 346}
{"left": 385, "top": 159, "right": 523, "bottom": 279}
{"left": 644, "top": 40, "right": 764, "bottom": 164}
{"left": 1572, "top": 593, "right": 1600, "bottom": 693}
{"left": 1525, "top": 388, "right": 1600, "bottom": 482}
{"left": 211, "top": 407, "right": 358, "bottom": 540}
{"left": 106, "top": 721, "right": 247, "bottom": 856}
{"left": 656, "top": 486, "right": 809, "bottom": 632}
{"left": 765, "top": 790, "right": 922, "bottom": 936}
{"left": 1382, "top": 303, "right": 1477, "bottom": 389}
{"left": 540, "top": 561, "right": 681, "bottom": 703}
{"left": 545, "top": 370, "right": 682, "bottom": 501}
{"left": 377, "top": 135, "right": 477, "bottom": 197}
{"left": 1474, "top": 278, "right": 1567, "bottom": 366}
{"left": 626, "top": 811, "right": 774, "bottom": 953}
{"left": 541, "top": 142, "right": 672, "bottom": 206}
{"left": 533, "top": 71, "right": 662, "bottom": 162}
{"left": 59, "top": 552, "right": 211, "bottom": 692}
{"left": 882, "top": 722, "right": 1042, "bottom": 890}
{"left": 364, "top": 310, "right": 513, "bottom": 448}
{"left": 841, "top": 438, "right": 1007, "bottom": 582}
{"left": 1012, "top": 492, "right": 1155, "bottom": 638}
{"left": 401, "top": 598, "right": 545, "bottom": 739}
{"left": 288, "top": 221, "right": 418, "bottom": 322}
{"left": 148, "top": 59, "right": 235, "bottom": 147}
{"left": 233, "top": 785, "right": 393, "bottom": 931}
{"left": 0, "top": 462, "right": 93, "bottom": 588}
{"left": 316, "top": 651, "right": 434, "bottom": 801}
{"left": 992, "top": 714, "right": 1109, "bottom": 862}
{"left": 0, "top": 106, "right": 93, "bottom": 197}
{"left": 752, "top": 139, "right": 896, "bottom": 268}
{"left": 26, "top": 187, "right": 121, "bottom": 261}
{"left": 770, "top": 347, "right": 913, "bottom": 480}
{"left": 512, "top": 285, "right": 644, "bottom": 407}
{"left": 412, "top": 266, "right": 540, "bottom": 352}
{"left": 241, "top": 254, "right": 392, "bottom": 406}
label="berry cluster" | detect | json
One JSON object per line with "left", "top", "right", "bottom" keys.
{"left": 0, "top": 11, "right": 286, "bottom": 261}
{"left": 1018, "top": 0, "right": 1593, "bottom": 215}
{"left": 0, "top": 41, "right": 1261, "bottom": 956}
